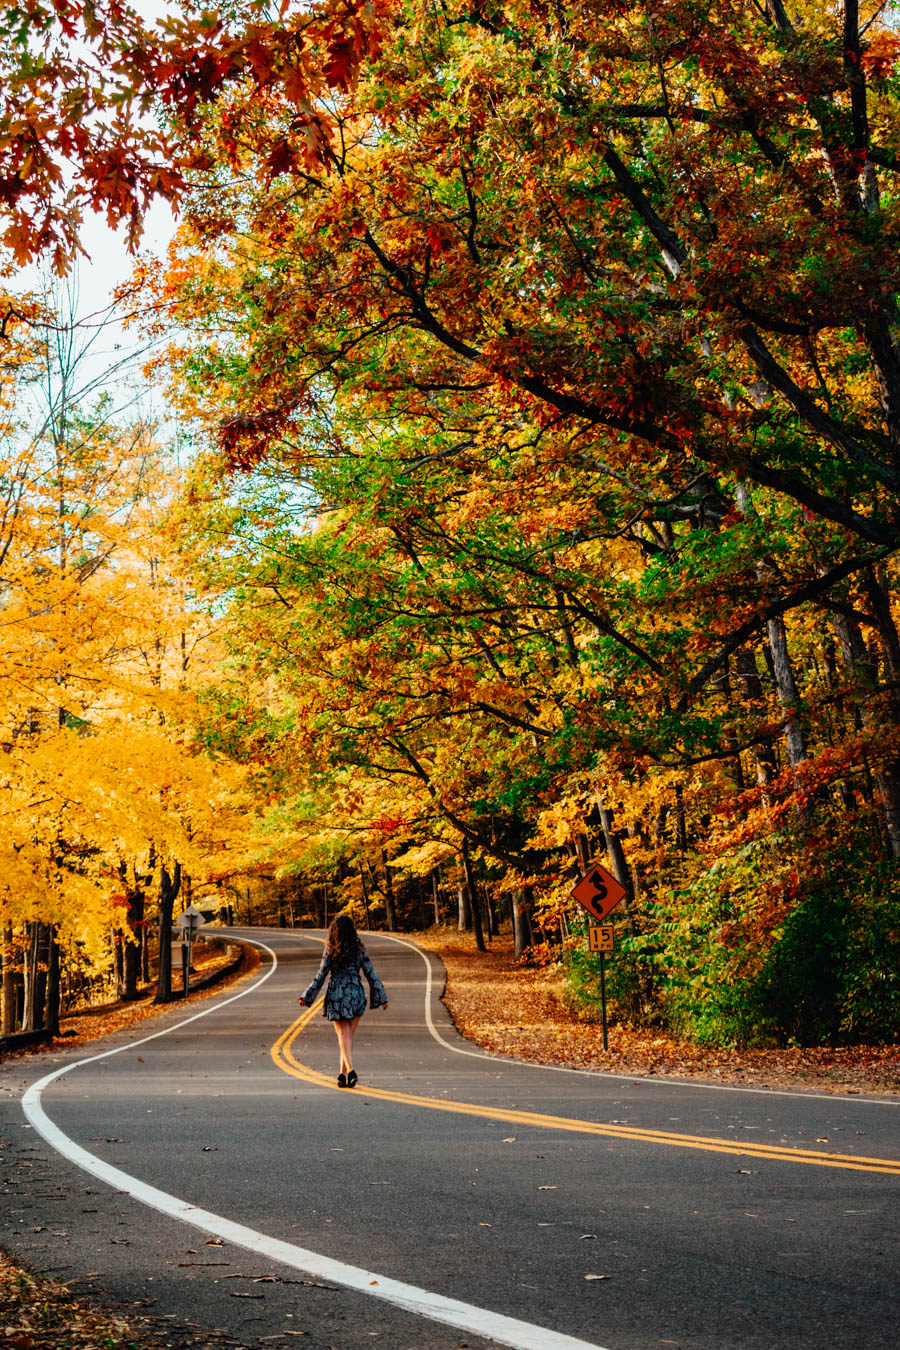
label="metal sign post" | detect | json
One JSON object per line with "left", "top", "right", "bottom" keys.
{"left": 599, "top": 951, "right": 609, "bottom": 1051}
{"left": 572, "top": 866, "right": 625, "bottom": 1054}
{"left": 176, "top": 905, "right": 206, "bottom": 996}
{"left": 588, "top": 923, "right": 614, "bottom": 1050}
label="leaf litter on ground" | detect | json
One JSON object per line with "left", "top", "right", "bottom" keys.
{"left": 410, "top": 931, "right": 900, "bottom": 1096}
{"left": 0, "top": 1250, "right": 258, "bottom": 1349}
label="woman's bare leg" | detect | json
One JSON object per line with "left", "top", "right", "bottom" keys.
{"left": 345, "top": 1015, "right": 361, "bottom": 1070}
{"left": 333, "top": 1017, "right": 362, "bottom": 1075}
{"left": 333, "top": 1020, "right": 352, "bottom": 1075}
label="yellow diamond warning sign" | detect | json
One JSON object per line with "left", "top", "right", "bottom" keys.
{"left": 571, "top": 864, "right": 627, "bottom": 922}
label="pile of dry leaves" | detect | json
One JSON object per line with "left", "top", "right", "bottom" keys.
{"left": 412, "top": 931, "right": 900, "bottom": 1096}
{"left": 0, "top": 1251, "right": 157, "bottom": 1350}
{"left": 0, "top": 1252, "right": 260, "bottom": 1349}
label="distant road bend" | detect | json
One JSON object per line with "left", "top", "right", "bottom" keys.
{"left": 12, "top": 928, "right": 900, "bottom": 1350}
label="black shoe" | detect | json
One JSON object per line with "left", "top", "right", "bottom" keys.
{"left": 347, "top": 1070, "right": 358, "bottom": 1088}
{"left": 337, "top": 1073, "right": 347, "bottom": 1087}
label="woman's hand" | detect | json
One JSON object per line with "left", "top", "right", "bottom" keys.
{"left": 381, "top": 1001, "right": 389, "bottom": 1010}
{"left": 297, "top": 996, "right": 308, "bottom": 1007}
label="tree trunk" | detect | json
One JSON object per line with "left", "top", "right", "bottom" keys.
{"left": 155, "top": 861, "right": 182, "bottom": 1005}
{"left": 736, "top": 483, "right": 807, "bottom": 788}
{"left": 488, "top": 884, "right": 499, "bottom": 937}
{"left": 2, "top": 924, "right": 17, "bottom": 1035}
{"left": 431, "top": 870, "right": 441, "bottom": 925}
{"left": 863, "top": 567, "right": 900, "bottom": 854}
{"left": 122, "top": 884, "right": 145, "bottom": 1000}
{"left": 360, "top": 864, "right": 373, "bottom": 930}
{"left": 674, "top": 783, "right": 688, "bottom": 853}
{"left": 512, "top": 888, "right": 534, "bottom": 960}
{"left": 381, "top": 849, "right": 397, "bottom": 931}
{"left": 21, "top": 923, "right": 41, "bottom": 1033}
{"left": 767, "top": 614, "right": 806, "bottom": 771}
{"left": 595, "top": 795, "right": 634, "bottom": 903}
{"left": 833, "top": 603, "right": 900, "bottom": 857}
{"left": 710, "top": 657, "right": 745, "bottom": 790}
{"left": 141, "top": 921, "right": 150, "bottom": 984}
{"left": 113, "top": 933, "right": 124, "bottom": 999}
{"left": 457, "top": 881, "right": 471, "bottom": 931}
{"left": 45, "top": 930, "right": 61, "bottom": 1038}
{"left": 462, "top": 837, "right": 486, "bottom": 952}
{"left": 34, "top": 925, "right": 48, "bottom": 1028}
{"left": 736, "top": 647, "right": 778, "bottom": 790}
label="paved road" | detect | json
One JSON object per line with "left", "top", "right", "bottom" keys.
{"left": 1, "top": 929, "right": 898, "bottom": 1350}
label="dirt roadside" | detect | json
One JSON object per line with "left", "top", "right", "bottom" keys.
{"left": 411, "top": 930, "right": 900, "bottom": 1097}
{"left": 0, "top": 937, "right": 260, "bottom": 1063}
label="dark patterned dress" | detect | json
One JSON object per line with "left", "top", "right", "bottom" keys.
{"left": 301, "top": 945, "right": 387, "bottom": 1022}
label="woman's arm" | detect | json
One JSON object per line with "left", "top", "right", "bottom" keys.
{"left": 359, "top": 947, "right": 388, "bottom": 1009}
{"left": 298, "top": 952, "right": 330, "bottom": 1006}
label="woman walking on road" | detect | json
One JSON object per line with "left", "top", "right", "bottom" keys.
{"left": 298, "top": 914, "right": 388, "bottom": 1088}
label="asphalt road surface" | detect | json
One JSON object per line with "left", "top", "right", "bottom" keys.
{"left": 1, "top": 928, "right": 898, "bottom": 1350}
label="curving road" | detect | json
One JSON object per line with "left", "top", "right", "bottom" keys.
{"left": 1, "top": 929, "right": 898, "bottom": 1350}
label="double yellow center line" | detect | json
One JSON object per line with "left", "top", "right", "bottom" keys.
{"left": 271, "top": 1001, "right": 900, "bottom": 1176}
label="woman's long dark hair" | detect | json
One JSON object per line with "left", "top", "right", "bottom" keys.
{"left": 326, "top": 913, "right": 360, "bottom": 966}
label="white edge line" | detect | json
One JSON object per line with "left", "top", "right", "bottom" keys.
{"left": 381, "top": 934, "right": 900, "bottom": 1107}
{"left": 21, "top": 934, "right": 610, "bottom": 1350}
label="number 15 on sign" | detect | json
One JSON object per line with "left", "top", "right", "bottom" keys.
{"left": 589, "top": 925, "right": 614, "bottom": 953}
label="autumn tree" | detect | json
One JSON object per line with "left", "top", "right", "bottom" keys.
{"left": 0, "top": 290, "right": 257, "bottom": 1036}
{"left": 138, "top": 0, "right": 900, "bottom": 1045}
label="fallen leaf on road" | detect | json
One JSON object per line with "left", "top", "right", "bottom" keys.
{"left": 580, "top": 1234, "right": 596, "bottom": 1240}
{"left": 537, "top": 1186, "right": 557, "bottom": 1190}
{"left": 230, "top": 1291, "right": 265, "bottom": 1299}
{"left": 502, "top": 1137, "right": 516, "bottom": 1143}
{"left": 584, "top": 1274, "right": 610, "bottom": 1281}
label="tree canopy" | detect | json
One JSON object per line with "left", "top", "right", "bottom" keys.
{"left": 2, "top": 0, "right": 899, "bottom": 1047}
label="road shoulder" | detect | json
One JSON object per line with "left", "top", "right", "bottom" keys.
{"left": 409, "top": 930, "right": 900, "bottom": 1097}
